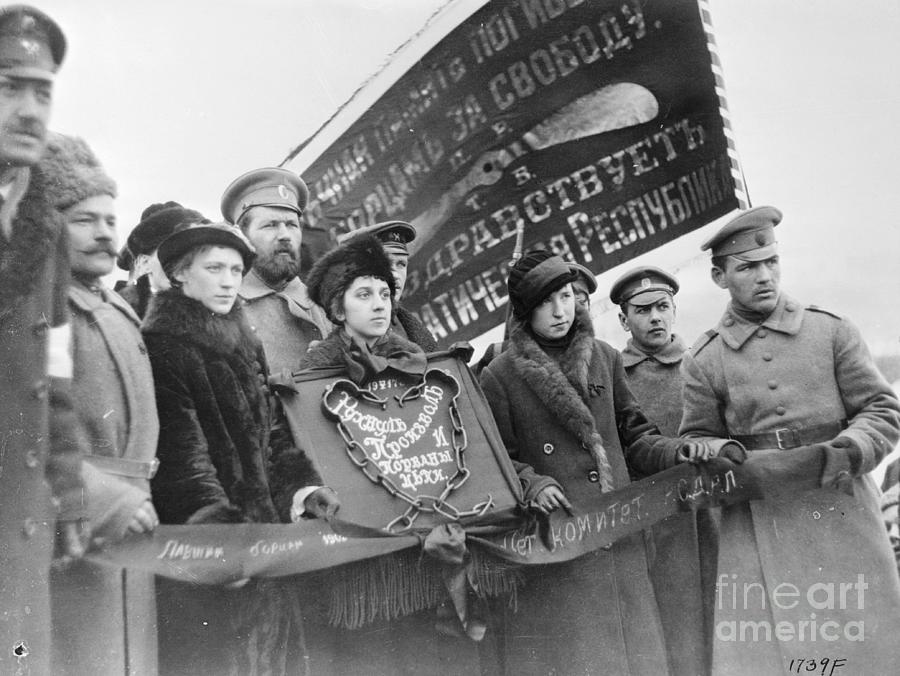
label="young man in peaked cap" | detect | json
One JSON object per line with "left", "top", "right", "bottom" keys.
{"left": 680, "top": 205, "right": 900, "bottom": 673}
{"left": 221, "top": 167, "right": 332, "bottom": 376}
{"left": 0, "top": 7, "right": 88, "bottom": 674}
{"left": 611, "top": 264, "right": 717, "bottom": 676}
{"left": 338, "top": 220, "right": 438, "bottom": 351}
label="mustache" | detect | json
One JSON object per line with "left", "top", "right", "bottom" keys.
{"left": 81, "top": 244, "right": 117, "bottom": 256}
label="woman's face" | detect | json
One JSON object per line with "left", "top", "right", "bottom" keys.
{"left": 338, "top": 276, "right": 392, "bottom": 345}
{"left": 174, "top": 245, "right": 244, "bottom": 314}
{"left": 529, "top": 283, "right": 576, "bottom": 340}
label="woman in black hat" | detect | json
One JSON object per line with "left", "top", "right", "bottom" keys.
{"left": 296, "top": 232, "right": 503, "bottom": 675}
{"left": 142, "top": 222, "right": 338, "bottom": 675}
{"left": 478, "top": 249, "right": 697, "bottom": 676}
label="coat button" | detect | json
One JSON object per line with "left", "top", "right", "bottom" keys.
{"left": 756, "top": 329, "right": 767, "bottom": 338}
{"left": 775, "top": 405, "right": 786, "bottom": 416}
{"left": 785, "top": 302, "right": 796, "bottom": 312}
{"left": 723, "top": 317, "right": 734, "bottom": 327}
{"left": 767, "top": 380, "right": 778, "bottom": 390}
{"left": 543, "top": 443, "right": 554, "bottom": 455}
{"left": 138, "top": 342, "right": 147, "bottom": 355}
{"left": 24, "top": 449, "right": 39, "bottom": 468}
{"left": 22, "top": 518, "right": 36, "bottom": 537}
{"left": 32, "top": 318, "right": 49, "bottom": 337}
{"left": 31, "top": 379, "right": 48, "bottom": 400}
{"left": 588, "top": 470, "right": 600, "bottom": 483}
{"left": 762, "top": 353, "right": 773, "bottom": 361}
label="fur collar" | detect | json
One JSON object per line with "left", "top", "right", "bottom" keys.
{"left": 507, "top": 309, "right": 614, "bottom": 491}
{"left": 142, "top": 289, "right": 261, "bottom": 365}
{"left": 0, "top": 166, "right": 63, "bottom": 322}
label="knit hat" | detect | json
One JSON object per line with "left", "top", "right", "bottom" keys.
{"left": 306, "top": 232, "right": 396, "bottom": 323}
{"left": 39, "top": 132, "right": 116, "bottom": 212}
{"left": 507, "top": 249, "right": 578, "bottom": 319}
{"left": 120, "top": 201, "right": 207, "bottom": 270}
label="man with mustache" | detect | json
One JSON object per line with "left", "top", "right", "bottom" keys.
{"left": 40, "top": 132, "right": 161, "bottom": 674}
{"left": 222, "top": 167, "right": 331, "bottom": 375}
{"left": 680, "top": 206, "right": 900, "bottom": 673}
{"left": 0, "top": 7, "right": 88, "bottom": 674}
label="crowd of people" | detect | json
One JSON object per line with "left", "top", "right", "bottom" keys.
{"left": 2, "top": 5, "right": 899, "bottom": 676}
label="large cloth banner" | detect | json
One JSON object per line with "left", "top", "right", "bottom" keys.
{"left": 290, "top": 0, "right": 739, "bottom": 343}
{"left": 85, "top": 459, "right": 754, "bottom": 583}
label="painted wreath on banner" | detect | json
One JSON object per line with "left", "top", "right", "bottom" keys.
{"left": 322, "top": 368, "right": 494, "bottom": 533}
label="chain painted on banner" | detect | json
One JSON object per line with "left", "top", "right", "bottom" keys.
{"left": 333, "top": 369, "right": 493, "bottom": 533}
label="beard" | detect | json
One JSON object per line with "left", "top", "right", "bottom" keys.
{"left": 254, "top": 248, "right": 301, "bottom": 286}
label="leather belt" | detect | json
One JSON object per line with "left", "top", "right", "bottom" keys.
{"left": 731, "top": 420, "right": 847, "bottom": 451}
{"left": 85, "top": 455, "right": 159, "bottom": 480}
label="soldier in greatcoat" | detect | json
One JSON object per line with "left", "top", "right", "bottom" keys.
{"left": 0, "top": 8, "right": 86, "bottom": 673}
{"left": 221, "top": 167, "right": 332, "bottom": 376}
{"left": 680, "top": 206, "right": 900, "bottom": 674}
{"left": 611, "top": 266, "right": 714, "bottom": 676}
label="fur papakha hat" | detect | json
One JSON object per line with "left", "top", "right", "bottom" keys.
{"left": 39, "top": 132, "right": 117, "bottom": 211}
{"left": 306, "top": 232, "right": 396, "bottom": 323}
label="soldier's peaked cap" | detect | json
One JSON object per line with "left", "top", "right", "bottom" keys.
{"left": 702, "top": 206, "right": 782, "bottom": 261}
{"left": 220, "top": 167, "right": 308, "bottom": 224}
{"left": 0, "top": 5, "right": 66, "bottom": 81}
{"left": 337, "top": 220, "right": 416, "bottom": 254}
{"left": 609, "top": 266, "right": 678, "bottom": 306}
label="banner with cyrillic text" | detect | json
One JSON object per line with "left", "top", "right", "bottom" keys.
{"left": 85, "top": 459, "right": 761, "bottom": 582}
{"left": 291, "top": 0, "right": 737, "bottom": 343}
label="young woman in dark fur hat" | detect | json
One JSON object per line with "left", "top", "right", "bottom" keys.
{"left": 297, "top": 232, "right": 504, "bottom": 675}
{"left": 479, "top": 250, "right": 708, "bottom": 676}
{"left": 142, "top": 222, "right": 338, "bottom": 675}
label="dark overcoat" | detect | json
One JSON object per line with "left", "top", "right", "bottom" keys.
{"left": 0, "top": 167, "right": 85, "bottom": 676}
{"left": 143, "top": 289, "right": 322, "bottom": 675}
{"left": 479, "top": 311, "right": 673, "bottom": 676}
{"left": 680, "top": 293, "right": 900, "bottom": 674}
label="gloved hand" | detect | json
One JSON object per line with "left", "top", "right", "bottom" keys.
{"left": 820, "top": 436, "right": 861, "bottom": 496}
{"left": 301, "top": 486, "right": 341, "bottom": 520}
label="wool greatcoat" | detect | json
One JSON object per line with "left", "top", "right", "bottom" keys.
{"left": 143, "top": 289, "right": 323, "bottom": 675}
{"left": 51, "top": 280, "right": 160, "bottom": 675}
{"left": 680, "top": 293, "right": 900, "bottom": 674}
{"left": 479, "top": 310, "right": 677, "bottom": 676}
{"left": 239, "top": 269, "right": 332, "bottom": 377}
{"left": 0, "top": 166, "right": 85, "bottom": 676}
{"left": 623, "top": 334, "right": 715, "bottom": 676}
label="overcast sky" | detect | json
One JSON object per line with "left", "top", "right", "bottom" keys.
{"left": 30, "top": 0, "right": 900, "bottom": 366}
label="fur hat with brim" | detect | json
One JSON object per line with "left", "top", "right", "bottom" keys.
{"left": 157, "top": 222, "right": 256, "bottom": 281}
{"left": 507, "top": 249, "right": 578, "bottom": 319}
{"left": 39, "top": 132, "right": 117, "bottom": 211}
{"left": 306, "top": 232, "right": 396, "bottom": 323}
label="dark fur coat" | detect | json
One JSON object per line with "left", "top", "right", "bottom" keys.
{"left": 143, "top": 290, "right": 321, "bottom": 524}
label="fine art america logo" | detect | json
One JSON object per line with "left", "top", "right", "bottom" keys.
{"left": 715, "top": 574, "right": 867, "bottom": 643}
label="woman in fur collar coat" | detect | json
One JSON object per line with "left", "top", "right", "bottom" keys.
{"left": 479, "top": 250, "right": 691, "bottom": 676}
{"left": 143, "top": 222, "right": 336, "bottom": 675}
